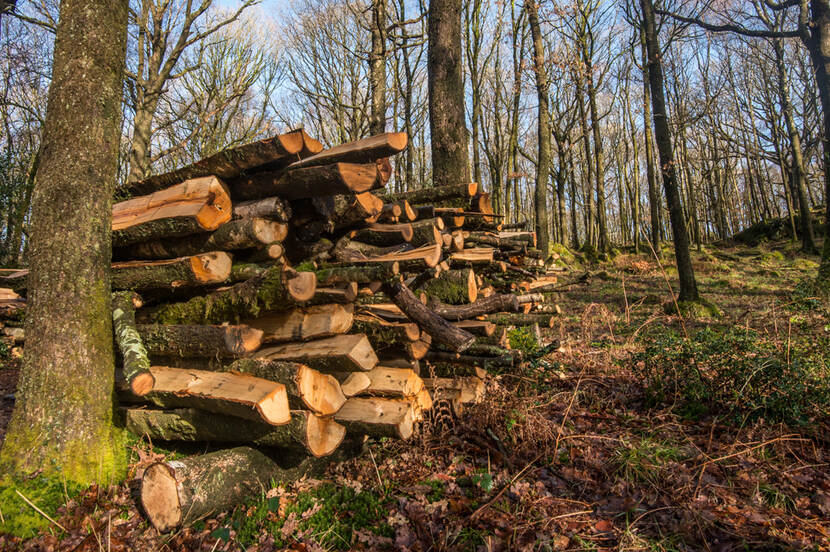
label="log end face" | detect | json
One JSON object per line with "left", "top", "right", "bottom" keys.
{"left": 196, "top": 178, "right": 233, "bottom": 230}
{"left": 348, "top": 334, "right": 379, "bottom": 371}
{"left": 130, "top": 372, "right": 156, "bottom": 397}
{"left": 278, "top": 129, "right": 307, "bottom": 155}
{"left": 467, "top": 182, "right": 479, "bottom": 197}
{"left": 287, "top": 271, "right": 317, "bottom": 302}
{"left": 298, "top": 367, "right": 346, "bottom": 416}
{"left": 306, "top": 414, "right": 346, "bottom": 457}
{"left": 191, "top": 252, "right": 233, "bottom": 284}
{"left": 258, "top": 384, "right": 291, "bottom": 425}
{"left": 141, "top": 463, "right": 182, "bottom": 532}
{"left": 338, "top": 372, "right": 371, "bottom": 397}
{"left": 387, "top": 132, "right": 408, "bottom": 152}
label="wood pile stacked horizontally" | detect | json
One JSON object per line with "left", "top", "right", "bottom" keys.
{"left": 0, "top": 128, "right": 563, "bottom": 531}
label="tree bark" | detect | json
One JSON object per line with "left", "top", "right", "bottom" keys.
{"left": 427, "top": 293, "right": 519, "bottom": 321}
{"left": 138, "top": 324, "right": 264, "bottom": 358}
{"left": 112, "top": 292, "right": 154, "bottom": 396}
{"left": 230, "top": 162, "right": 382, "bottom": 201}
{"left": 0, "top": 0, "right": 129, "bottom": 484}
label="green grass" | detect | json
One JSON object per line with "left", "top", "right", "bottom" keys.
{"left": 611, "top": 437, "right": 685, "bottom": 486}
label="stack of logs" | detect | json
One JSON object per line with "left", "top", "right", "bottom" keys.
{"left": 0, "top": 128, "right": 562, "bottom": 532}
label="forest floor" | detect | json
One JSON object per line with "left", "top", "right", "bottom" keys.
{"left": 1, "top": 239, "right": 829, "bottom": 551}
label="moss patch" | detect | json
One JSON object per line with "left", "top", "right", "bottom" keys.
{"left": 663, "top": 298, "right": 722, "bottom": 319}
{"left": 0, "top": 476, "right": 83, "bottom": 537}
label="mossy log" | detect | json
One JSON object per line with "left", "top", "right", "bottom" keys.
{"left": 233, "top": 196, "right": 292, "bottom": 222}
{"left": 427, "top": 293, "right": 519, "bottom": 321}
{"left": 231, "top": 162, "right": 382, "bottom": 200}
{"left": 334, "top": 397, "right": 416, "bottom": 439}
{"left": 137, "top": 324, "right": 263, "bottom": 358}
{"left": 351, "top": 315, "right": 420, "bottom": 355}
{"left": 120, "top": 129, "right": 315, "bottom": 197}
{"left": 255, "top": 333, "right": 379, "bottom": 373}
{"left": 484, "top": 312, "right": 557, "bottom": 328}
{"left": 141, "top": 266, "right": 316, "bottom": 325}
{"left": 379, "top": 182, "right": 478, "bottom": 208}
{"left": 115, "top": 217, "right": 288, "bottom": 260}
{"left": 143, "top": 366, "right": 291, "bottom": 425}
{"left": 112, "top": 253, "right": 233, "bottom": 291}
{"left": 126, "top": 408, "right": 345, "bottom": 458}
{"left": 425, "top": 351, "right": 515, "bottom": 371}
{"left": 112, "top": 292, "right": 154, "bottom": 396}
{"left": 225, "top": 359, "right": 346, "bottom": 416}
{"left": 315, "top": 263, "right": 400, "bottom": 285}
{"left": 304, "top": 283, "right": 358, "bottom": 305}
{"left": 228, "top": 262, "right": 274, "bottom": 283}
{"left": 112, "top": 176, "right": 232, "bottom": 246}
{"left": 141, "top": 446, "right": 283, "bottom": 532}
{"left": 332, "top": 236, "right": 412, "bottom": 263}
{"left": 421, "top": 268, "right": 477, "bottom": 305}
{"left": 409, "top": 219, "right": 444, "bottom": 247}
{"left": 383, "top": 280, "right": 474, "bottom": 352}
{"left": 245, "top": 303, "right": 354, "bottom": 343}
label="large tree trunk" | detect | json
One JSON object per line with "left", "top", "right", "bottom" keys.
{"left": 0, "top": 0, "right": 129, "bottom": 484}
{"left": 640, "top": 0, "right": 699, "bottom": 302}
{"left": 526, "top": 0, "right": 551, "bottom": 254}
{"left": 428, "top": 0, "right": 469, "bottom": 186}
{"left": 369, "top": 0, "right": 387, "bottom": 135}
{"left": 640, "top": 27, "right": 661, "bottom": 254}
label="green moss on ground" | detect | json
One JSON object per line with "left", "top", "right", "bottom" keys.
{"left": 663, "top": 297, "right": 722, "bottom": 319}
{"left": 0, "top": 476, "right": 84, "bottom": 537}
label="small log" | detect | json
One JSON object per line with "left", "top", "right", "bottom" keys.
{"left": 116, "top": 218, "right": 287, "bottom": 261}
{"left": 126, "top": 408, "right": 345, "bottom": 458}
{"left": 334, "top": 397, "right": 415, "bottom": 439}
{"left": 255, "top": 334, "right": 378, "bottom": 373}
{"left": 516, "top": 293, "right": 545, "bottom": 305}
{"left": 142, "top": 267, "right": 316, "bottom": 325}
{"left": 409, "top": 220, "right": 444, "bottom": 247}
{"left": 112, "top": 253, "right": 232, "bottom": 291}
{"left": 112, "top": 292, "right": 154, "bottom": 396}
{"left": 422, "top": 376, "right": 485, "bottom": 404}
{"left": 484, "top": 312, "right": 557, "bottom": 328}
{"left": 353, "top": 223, "right": 414, "bottom": 245}
{"left": 365, "top": 366, "right": 424, "bottom": 396}
{"left": 451, "top": 319, "right": 496, "bottom": 336}
{"left": 287, "top": 132, "right": 407, "bottom": 169}
{"left": 225, "top": 358, "right": 345, "bottom": 416}
{"left": 305, "top": 282, "right": 358, "bottom": 305}
{"left": 112, "top": 177, "right": 232, "bottom": 246}
{"left": 332, "top": 372, "right": 372, "bottom": 397}
{"left": 246, "top": 303, "right": 353, "bottom": 343}
{"left": 425, "top": 351, "right": 515, "bottom": 371}
{"left": 450, "top": 248, "right": 494, "bottom": 265}
{"left": 378, "top": 202, "right": 402, "bottom": 222}
{"left": 499, "top": 231, "right": 537, "bottom": 247}
{"left": 412, "top": 205, "right": 435, "bottom": 220}
{"left": 315, "top": 263, "right": 400, "bottom": 285}
{"left": 231, "top": 162, "right": 382, "bottom": 200}
{"left": 379, "top": 182, "right": 479, "bottom": 207}
{"left": 308, "top": 192, "right": 384, "bottom": 231}
{"left": 240, "top": 244, "right": 285, "bottom": 264}
{"left": 433, "top": 208, "right": 465, "bottom": 228}
{"left": 428, "top": 293, "right": 519, "bottom": 321}
{"left": 121, "top": 129, "right": 316, "bottom": 197}
{"left": 143, "top": 366, "right": 290, "bottom": 425}
{"left": 138, "top": 324, "right": 263, "bottom": 358}
{"left": 283, "top": 237, "right": 333, "bottom": 264}
{"left": 383, "top": 281, "right": 474, "bottom": 352}
{"left": 399, "top": 200, "right": 417, "bottom": 221}
{"left": 352, "top": 314, "right": 420, "bottom": 356}
{"left": 228, "top": 262, "right": 273, "bottom": 283}
{"left": 421, "top": 268, "right": 477, "bottom": 305}
{"left": 233, "top": 196, "right": 292, "bottom": 222}
{"left": 449, "top": 230, "right": 465, "bottom": 252}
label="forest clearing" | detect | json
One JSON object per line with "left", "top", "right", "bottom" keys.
{"left": 0, "top": 0, "right": 830, "bottom": 550}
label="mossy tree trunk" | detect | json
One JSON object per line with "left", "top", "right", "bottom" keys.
{"left": 0, "top": 0, "right": 129, "bottom": 484}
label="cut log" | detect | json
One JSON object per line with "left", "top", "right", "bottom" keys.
{"left": 421, "top": 268, "right": 477, "bottom": 305}
{"left": 499, "top": 231, "right": 536, "bottom": 247}
{"left": 140, "top": 446, "right": 281, "bottom": 532}
{"left": 231, "top": 162, "right": 382, "bottom": 201}
{"left": 384, "top": 243, "right": 443, "bottom": 270}
{"left": 116, "top": 217, "right": 288, "bottom": 260}
{"left": 143, "top": 366, "right": 290, "bottom": 425}
{"left": 233, "top": 196, "right": 292, "bottom": 222}
{"left": 422, "top": 376, "right": 485, "bottom": 404}
{"left": 306, "top": 282, "right": 358, "bottom": 305}
{"left": 353, "top": 223, "right": 414, "bottom": 245}
{"left": 352, "top": 314, "right": 420, "bottom": 355}
{"left": 378, "top": 202, "right": 402, "bottom": 222}
{"left": 228, "top": 262, "right": 273, "bottom": 283}
{"left": 516, "top": 293, "right": 544, "bottom": 305}
{"left": 433, "top": 208, "right": 465, "bottom": 228}
{"left": 307, "top": 192, "right": 384, "bottom": 231}
{"left": 142, "top": 267, "right": 316, "bottom": 325}
{"left": 112, "top": 292, "right": 154, "bottom": 396}
{"left": 450, "top": 248, "right": 494, "bottom": 265}
{"left": 409, "top": 220, "right": 444, "bottom": 247}
{"left": 449, "top": 230, "right": 465, "bottom": 252}
{"left": 451, "top": 320, "right": 496, "bottom": 336}
{"left": 383, "top": 281, "right": 474, "bottom": 352}
{"left": 332, "top": 237, "right": 411, "bottom": 263}
{"left": 255, "top": 334, "right": 378, "bottom": 373}
{"left": 332, "top": 372, "right": 372, "bottom": 397}
{"left": 365, "top": 366, "right": 424, "bottom": 396}
{"left": 137, "top": 324, "right": 263, "bottom": 358}
{"left": 111, "top": 253, "right": 232, "bottom": 292}
{"left": 240, "top": 243, "right": 285, "bottom": 264}
{"left": 334, "top": 397, "right": 415, "bottom": 439}
{"left": 287, "top": 132, "right": 408, "bottom": 169}
{"left": 126, "top": 408, "right": 345, "bottom": 458}
{"left": 413, "top": 205, "right": 435, "bottom": 220}
{"left": 425, "top": 351, "right": 515, "bottom": 371}
{"left": 121, "top": 129, "right": 316, "bottom": 197}
{"left": 112, "top": 177, "right": 232, "bottom": 246}
{"left": 399, "top": 200, "right": 417, "bottom": 221}
{"left": 469, "top": 192, "right": 495, "bottom": 222}
{"left": 427, "top": 293, "right": 520, "bottom": 321}
{"left": 379, "top": 182, "right": 478, "bottom": 207}
{"left": 484, "top": 312, "right": 557, "bottom": 328}
{"left": 245, "top": 303, "right": 354, "bottom": 343}
{"left": 315, "top": 263, "right": 399, "bottom": 285}
{"left": 225, "top": 359, "right": 345, "bottom": 416}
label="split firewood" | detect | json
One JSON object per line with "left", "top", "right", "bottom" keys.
{"left": 245, "top": 303, "right": 354, "bottom": 343}
{"left": 142, "top": 267, "right": 316, "bottom": 325}
{"left": 422, "top": 376, "right": 485, "bottom": 404}
{"left": 287, "top": 132, "right": 407, "bottom": 169}
{"left": 121, "top": 128, "right": 317, "bottom": 197}
{"left": 255, "top": 333, "right": 379, "bottom": 373}
{"left": 225, "top": 359, "right": 346, "bottom": 416}
{"left": 142, "top": 366, "right": 291, "bottom": 425}
{"left": 233, "top": 196, "right": 292, "bottom": 222}
{"left": 112, "top": 292, "right": 154, "bottom": 396}
{"left": 383, "top": 280, "right": 475, "bottom": 352}
{"left": 113, "top": 177, "right": 232, "bottom": 247}
{"left": 126, "top": 408, "right": 345, "bottom": 458}
{"left": 379, "top": 182, "right": 479, "bottom": 208}
{"left": 331, "top": 371, "right": 372, "bottom": 397}
{"left": 364, "top": 366, "right": 424, "bottom": 397}
{"left": 116, "top": 217, "right": 287, "bottom": 260}
{"left": 334, "top": 397, "right": 416, "bottom": 440}
{"left": 140, "top": 447, "right": 283, "bottom": 532}
{"left": 231, "top": 162, "right": 382, "bottom": 201}
{"left": 353, "top": 223, "right": 414, "bottom": 245}
{"left": 427, "top": 293, "right": 520, "bottom": 321}
{"left": 137, "top": 324, "right": 263, "bottom": 358}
